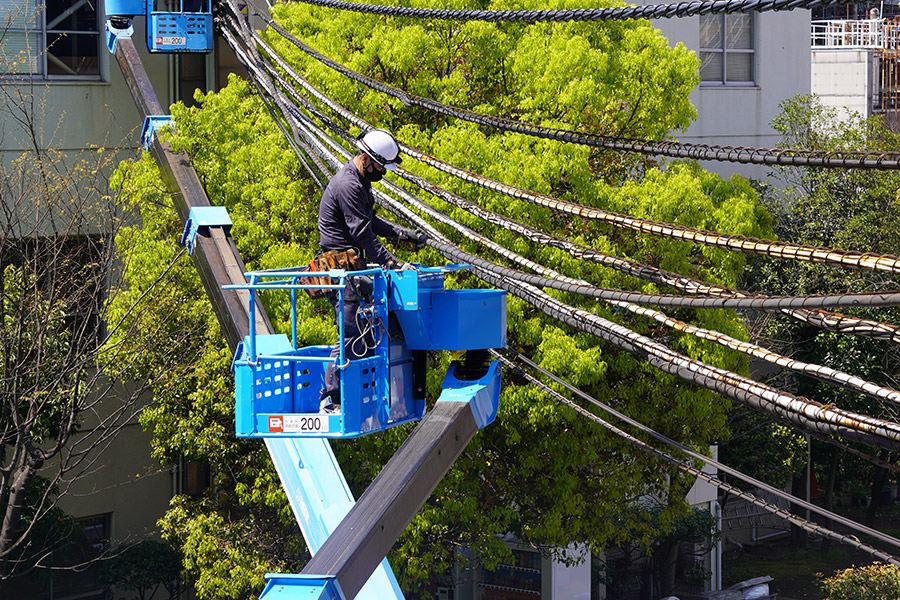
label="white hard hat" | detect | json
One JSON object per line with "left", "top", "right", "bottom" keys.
{"left": 356, "top": 129, "right": 403, "bottom": 170}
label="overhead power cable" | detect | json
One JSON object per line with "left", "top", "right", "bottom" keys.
{"left": 264, "top": 15, "right": 900, "bottom": 171}
{"left": 286, "top": 0, "right": 854, "bottom": 24}
{"left": 222, "top": 8, "right": 900, "bottom": 453}
{"left": 222, "top": 28, "right": 900, "bottom": 314}
{"left": 391, "top": 153, "right": 900, "bottom": 343}
{"left": 421, "top": 239, "right": 900, "bottom": 452}
{"left": 262, "top": 19, "right": 900, "bottom": 273}
{"left": 218, "top": 5, "right": 900, "bottom": 573}
{"left": 494, "top": 349, "right": 900, "bottom": 565}
{"left": 241, "top": 25, "right": 900, "bottom": 345}
{"left": 370, "top": 165, "right": 900, "bottom": 409}
{"left": 271, "top": 101, "right": 900, "bottom": 569}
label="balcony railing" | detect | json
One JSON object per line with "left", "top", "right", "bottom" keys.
{"left": 811, "top": 18, "right": 900, "bottom": 49}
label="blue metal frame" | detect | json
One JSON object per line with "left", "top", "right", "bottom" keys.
{"left": 181, "top": 206, "right": 233, "bottom": 254}
{"left": 258, "top": 574, "right": 343, "bottom": 600}
{"left": 229, "top": 265, "right": 507, "bottom": 439}
{"left": 147, "top": 0, "right": 213, "bottom": 53}
{"left": 140, "top": 115, "right": 173, "bottom": 150}
{"left": 103, "top": 0, "right": 212, "bottom": 54}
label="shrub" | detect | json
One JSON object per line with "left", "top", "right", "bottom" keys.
{"left": 821, "top": 562, "right": 900, "bottom": 600}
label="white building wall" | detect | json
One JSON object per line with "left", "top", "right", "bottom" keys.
{"left": 635, "top": 7, "right": 812, "bottom": 182}
{"left": 811, "top": 49, "right": 875, "bottom": 119}
{"left": 0, "top": 19, "right": 172, "bottom": 157}
{"left": 546, "top": 545, "right": 591, "bottom": 600}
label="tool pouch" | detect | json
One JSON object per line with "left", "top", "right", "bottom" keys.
{"left": 306, "top": 249, "right": 363, "bottom": 298}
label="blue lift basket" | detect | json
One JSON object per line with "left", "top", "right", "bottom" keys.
{"left": 105, "top": 0, "right": 213, "bottom": 53}
{"left": 229, "top": 265, "right": 507, "bottom": 439}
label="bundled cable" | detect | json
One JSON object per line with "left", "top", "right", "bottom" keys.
{"left": 287, "top": 0, "right": 855, "bottom": 25}
{"left": 365, "top": 172, "right": 900, "bottom": 410}
{"left": 496, "top": 349, "right": 900, "bottom": 565}
{"left": 261, "top": 18, "right": 900, "bottom": 275}
{"left": 264, "top": 14, "right": 900, "bottom": 171}
{"left": 223, "top": 3, "right": 900, "bottom": 454}
{"left": 217, "top": 5, "right": 900, "bottom": 565}
{"left": 238, "top": 24, "right": 900, "bottom": 344}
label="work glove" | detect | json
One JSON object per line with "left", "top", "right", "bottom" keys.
{"left": 386, "top": 260, "right": 418, "bottom": 271}
{"left": 396, "top": 227, "right": 428, "bottom": 249}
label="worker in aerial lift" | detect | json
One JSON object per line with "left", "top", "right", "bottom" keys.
{"left": 316, "top": 128, "right": 425, "bottom": 414}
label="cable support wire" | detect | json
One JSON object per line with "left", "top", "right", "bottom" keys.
{"left": 494, "top": 349, "right": 900, "bottom": 565}
{"left": 278, "top": 75, "right": 900, "bottom": 558}
{"left": 224, "top": 21, "right": 330, "bottom": 183}
{"left": 234, "top": 22, "right": 900, "bottom": 345}
{"left": 388, "top": 153, "right": 900, "bottom": 342}
{"left": 219, "top": 7, "right": 335, "bottom": 187}
{"left": 265, "top": 14, "right": 900, "bottom": 173}
{"left": 262, "top": 18, "right": 900, "bottom": 276}
{"left": 224, "top": 9, "right": 900, "bottom": 566}
{"left": 421, "top": 240, "right": 900, "bottom": 451}
{"left": 807, "top": 430, "right": 900, "bottom": 474}
{"left": 223, "top": 10, "right": 900, "bottom": 452}
{"left": 286, "top": 0, "right": 855, "bottom": 24}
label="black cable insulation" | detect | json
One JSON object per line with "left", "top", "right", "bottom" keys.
{"left": 495, "top": 349, "right": 900, "bottom": 565}
{"left": 286, "top": 0, "right": 854, "bottom": 25}
{"left": 239, "top": 26, "right": 900, "bottom": 344}
{"left": 222, "top": 9, "right": 900, "bottom": 452}
{"left": 264, "top": 14, "right": 900, "bottom": 171}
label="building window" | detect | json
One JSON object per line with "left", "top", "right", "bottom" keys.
{"left": 0, "top": 0, "right": 101, "bottom": 79}
{"left": 478, "top": 548, "right": 542, "bottom": 598}
{"left": 699, "top": 13, "right": 755, "bottom": 85}
{"left": 51, "top": 513, "right": 112, "bottom": 600}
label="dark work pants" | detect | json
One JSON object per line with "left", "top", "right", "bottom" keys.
{"left": 320, "top": 277, "right": 374, "bottom": 405}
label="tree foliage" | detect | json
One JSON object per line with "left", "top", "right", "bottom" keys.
{"left": 821, "top": 562, "right": 900, "bottom": 600}
{"left": 0, "top": 78, "right": 197, "bottom": 585}
{"left": 109, "top": 4, "right": 774, "bottom": 597}
{"left": 740, "top": 95, "right": 900, "bottom": 512}
{"left": 99, "top": 540, "right": 184, "bottom": 600}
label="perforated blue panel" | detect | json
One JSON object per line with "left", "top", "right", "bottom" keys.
{"left": 148, "top": 12, "right": 212, "bottom": 52}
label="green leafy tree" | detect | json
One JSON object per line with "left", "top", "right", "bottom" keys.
{"left": 743, "top": 94, "right": 900, "bottom": 527}
{"left": 99, "top": 541, "right": 184, "bottom": 600}
{"left": 821, "top": 562, "right": 900, "bottom": 600}
{"left": 0, "top": 51, "right": 198, "bottom": 587}
{"left": 110, "top": 3, "right": 773, "bottom": 597}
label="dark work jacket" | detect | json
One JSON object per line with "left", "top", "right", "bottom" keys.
{"left": 318, "top": 160, "right": 399, "bottom": 265}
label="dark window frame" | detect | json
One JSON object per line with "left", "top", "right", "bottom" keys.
{"left": 0, "top": 0, "right": 103, "bottom": 81}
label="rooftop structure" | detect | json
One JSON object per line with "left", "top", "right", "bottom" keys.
{"left": 811, "top": 16, "right": 900, "bottom": 130}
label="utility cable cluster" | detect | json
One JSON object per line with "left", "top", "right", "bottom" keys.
{"left": 288, "top": 0, "right": 854, "bottom": 24}
{"left": 217, "top": 3, "right": 900, "bottom": 562}
{"left": 247, "top": 21, "right": 900, "bottom": 345}
{"left": 220, "top": 4, "right": 900, "bottom": 449}
{"left": 264, "top": 17, "right": 900, "bottom": 275}
{"left": 497, "top": 348, "right": 900, "bottom": 566}
{"left": 266, "top": 14, "right": 900, "bottom": 171}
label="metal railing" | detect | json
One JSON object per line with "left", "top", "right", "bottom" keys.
{"left": 811, "top": 18, "right": 900, "bottom": 49}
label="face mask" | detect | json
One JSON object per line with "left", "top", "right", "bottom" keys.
{"left": 364, "top": 161, "right": 385, "bottom": 183}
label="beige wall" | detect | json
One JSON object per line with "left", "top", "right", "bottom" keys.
{"left": 811, "top": 49, "right": 875, "bottom": 120}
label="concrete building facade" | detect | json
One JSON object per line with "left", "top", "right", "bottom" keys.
{"left": 638, "top": 6, "right": 813, "bottom": 181}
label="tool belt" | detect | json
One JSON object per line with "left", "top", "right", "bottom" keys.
{"left": 306, "top": 249, "right": 364, "bottom": 298}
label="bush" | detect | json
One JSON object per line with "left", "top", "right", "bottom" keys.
{"left": 821, "top": 562, "right": 900, "bottom": 600}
